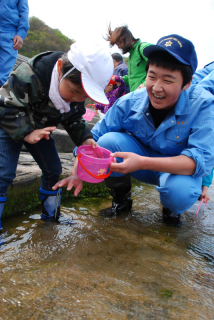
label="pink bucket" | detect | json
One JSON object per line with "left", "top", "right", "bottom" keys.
{"left": 82, "top": 104, "right": 97, "bottom": 121}
{"left": 76, "top": 145, "right": 113, "bottom": 183}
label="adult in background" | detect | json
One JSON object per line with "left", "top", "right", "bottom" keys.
{"left": 112, "top": 52, "right": 130, "bottom": 94}
{"left": 0, "top": 0, "right": 29, "bottom": 87}
{"left": 106, "top": 25, "right": 152, "bottom": 92}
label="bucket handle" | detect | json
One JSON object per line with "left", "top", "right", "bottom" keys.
{"left": 77, "top": 154, "right": 112, "bottom": 179}
{"left": 85, "top": 104, "right": 97, "bottom": 116}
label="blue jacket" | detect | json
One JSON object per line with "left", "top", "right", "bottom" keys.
{"left": 92, "top": 86, "right": 214, "bottom": 179}
{"left": 192, "top": 61, "right": 214, "bottom": 86}
{"left": 0, "top": 0, "right": 29, "bottom": 39}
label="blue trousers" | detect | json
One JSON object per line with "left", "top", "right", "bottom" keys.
{"left": 97, "top": 132, "right": 202, "bottom": 215}
{"left": 0, "top": 31, "right": 17, "bottom": 86}
{"left": 0, "top": 128, "right": 62, "bottom": 197}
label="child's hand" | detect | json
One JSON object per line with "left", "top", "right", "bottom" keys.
{"left": 199, "top": 186, "right": 210, "bottom": 203}
{"left": 52, "top": 174, "right": 83, "bottom": 197}
{"left": 81, "top": 138, "right": 98, "bottom": 148}
{"left": 23, "top": 126, "right": 56, "bottom": 144}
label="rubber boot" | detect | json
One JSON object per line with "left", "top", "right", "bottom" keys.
{"left": 40, "top": 188, "right": 74, "bottom": 224}
{"left": 40, "top": 188, "right": 62, "bottom": 221}
{"left": 98, "top": 175, "right": 132, "bottom": 217}
{"left": 0, "top": 196, "right": 7, "bottom": 230}
{"left": 162, "top": 207, "right": 181, "bottom": 225}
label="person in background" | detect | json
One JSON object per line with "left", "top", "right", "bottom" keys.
{"left": 0, "top": 0, "right": 29, "bottom": 87}
{"left": 112, "top": 53, "right": 130, "bottom": 94}
{"left": 0, "top": 42, "right": 113, "bottom": 229}
{"left": 95, "top": 75, "right": 125, "bottom": 115}
{"left": 106, "top": 25, "right": 152, "bottom": 92}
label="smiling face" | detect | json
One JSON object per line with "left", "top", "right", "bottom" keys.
{"left": 146, "top": 64, "right": 191, "bottom": 110}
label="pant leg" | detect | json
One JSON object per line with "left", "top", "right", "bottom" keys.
{"left": 24, "top": 135, "right": 62, "bottom": 191}
{"left": 0, "top": 32, "right": 18, "bottom": 86}
{"left": 157, "top": 173, "right": 202, "bottom": 215}
{"left": 97, "top": 132, "right": 202, "bottom": 214}
{"left": 0, "top": 128, "right": 23, "bottom": 196}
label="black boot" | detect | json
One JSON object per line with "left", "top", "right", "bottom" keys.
{"left": 99, "top": 175, "right": 132, "bottom": 217}
{"left": 162, "top": 207, "right": 181, "bottom": 225}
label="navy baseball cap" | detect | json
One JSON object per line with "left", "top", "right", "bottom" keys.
{"left": 143, "top": 34, "right": 198, "bottom": 74}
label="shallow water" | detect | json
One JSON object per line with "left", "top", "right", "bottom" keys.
{"left": 0, "top": 182, "right": 214, "bottom": 319}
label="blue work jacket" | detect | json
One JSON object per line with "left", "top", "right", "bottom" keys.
{"left": 0, "top": 0, "right": 29, "bottom": 39}
{"left": 192, "top": 61, "right": 214, "bottom": 86}
{"left": 92, "top": 85, "right": 214, "bottom": 178}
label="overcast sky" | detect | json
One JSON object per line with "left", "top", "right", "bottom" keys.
{"left": 28, "top": 0, "right": 214, "bottom": 70}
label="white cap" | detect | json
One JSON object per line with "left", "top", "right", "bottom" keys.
{"left": 67, "top": 42, "right": 114, "bottom": 105}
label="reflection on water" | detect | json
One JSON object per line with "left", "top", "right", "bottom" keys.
{"left": 0, "top": 182, "right": 214, "bottom": 319}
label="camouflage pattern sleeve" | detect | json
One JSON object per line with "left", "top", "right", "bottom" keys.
{"left": 61, "top": 102, "right": 93, "bottom": 146}
{"left": 0, "top": 63, "right": 42, "bottom": 142}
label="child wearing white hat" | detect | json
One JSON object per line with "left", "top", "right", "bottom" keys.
{"left": 0, "top": 42, "right": 113, "bottom": 227}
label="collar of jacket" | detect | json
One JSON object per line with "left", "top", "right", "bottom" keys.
{"left": 27, "top": 51, "right": 64, "bottom": 97}
{"left": 130, "top": 87, "right": 191, "bottom": 116}
{"left": 129, "top": 39, "right": 141, "bottom": 55}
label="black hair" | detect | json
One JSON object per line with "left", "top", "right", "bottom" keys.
{"left": 105, "top": 24, "right": 138, "bottom": 54}
{"left": 145, "top": 51, "right": 192, "bottom": 87}
{"left": 111, "top": 52, "right": 123, "bottom": 62}
{"left": 60, "top": 53, "right": 82, "bottom": 86}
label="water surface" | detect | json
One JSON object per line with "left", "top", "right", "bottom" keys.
{"left": 0, "top": 182, "right": 214, "bottom": 319}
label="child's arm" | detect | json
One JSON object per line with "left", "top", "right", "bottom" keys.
{"left": 113, "top": 76, "right": 125, "bottom": 98}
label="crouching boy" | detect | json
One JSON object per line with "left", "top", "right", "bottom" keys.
{"left": 55, "top": 34, "right": 214, "bottom": 223}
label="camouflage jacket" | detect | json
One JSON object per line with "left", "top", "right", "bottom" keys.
{"left": 0, "top": 51, "right": 93, "bottom": 145}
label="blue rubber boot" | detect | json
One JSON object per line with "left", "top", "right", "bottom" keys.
{"left": 0, "top": 196, "right": 7, "bottom": 230}
{"left": 39, "top": 188, "right": 74, "bottom": 224}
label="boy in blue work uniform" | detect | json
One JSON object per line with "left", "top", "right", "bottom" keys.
{"left": 55, "top": 34, "right": 214, "bottom": 223}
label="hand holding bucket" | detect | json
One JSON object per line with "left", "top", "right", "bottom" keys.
{"left": 76, "top": 145, "right": 113, "bottom": 183}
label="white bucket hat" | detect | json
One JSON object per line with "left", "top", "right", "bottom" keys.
{"left": 65, "top": 42, "right": 114, "bottom": 105}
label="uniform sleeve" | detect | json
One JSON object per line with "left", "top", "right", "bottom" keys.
{"left": 181, "top": 90, "right": 214, "bottom": 178}
{"left": 17, "top": 0, "right": 29, "bottom": 39}
{"left": 202, "top": 169, "right": 213, "bottom": 187}
{"left": 196, "top": 70, "right": 214, "bottom": 95}
{"left": 0, "top": 66, "right": 37, "bottom": 142}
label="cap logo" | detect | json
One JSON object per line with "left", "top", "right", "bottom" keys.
{"left": 159, "top": 37, "right": 183, "bottom": 48}
{"left": 164, "top": 40, "right": 173, "bottom": 47}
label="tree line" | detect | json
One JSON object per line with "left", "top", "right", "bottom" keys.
{"left": 19, "top": 17, "right": 74, "bottom": 58}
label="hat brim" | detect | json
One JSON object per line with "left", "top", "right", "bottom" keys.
{"left": 81, "top": 73, "right": 109, "bottom": 106}
{"left": 143, "top": 45, "right": 190, "bottom": 67}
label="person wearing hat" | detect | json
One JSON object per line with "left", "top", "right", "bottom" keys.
{"left": 56, "top": 34, "right": 214, "bottom": 223}
{"left": 0, "top": 42, "right": 113, "bottom": 228}
{"left": 95, "top": 75, "right": 125, "bottom": 115}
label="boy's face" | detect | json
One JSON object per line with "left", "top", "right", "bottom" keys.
{"left": 57, "top": 59, "right": 88, "bottom": 103}
{"left": 146, "top": 64, "right": 191, "bottom": 110}
{"left": 58, "top": 78, "right": 88, "bottom": 103}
